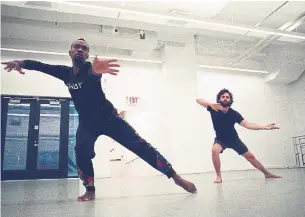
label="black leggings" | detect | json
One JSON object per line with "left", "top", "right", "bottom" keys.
{"left": 75, "top": 111, "right": 176, "bottom": 191}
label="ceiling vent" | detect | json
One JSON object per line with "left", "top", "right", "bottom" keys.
{"left": 25, "top": 1, "right": 52, "bottom": 8}
{"left": 166, "top": 20, "right": 188, "bottom": 25}
{"left": 158, "top": 40, "right": 186, "bottom": 47}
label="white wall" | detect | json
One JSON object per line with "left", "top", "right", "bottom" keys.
{"left": 287, "top": 72, "right": 305, "bottom": 136}
{"left": 100, "top": 67, "right": 304, "bottom": 176}
{"left": 94, "top": 61, "right": 165, "bottom": 178}
{"left": 197, "top": 70, "right": 297, "bottom": 171}
{"left": 1, "top": 52, "right": 72, "bottom": 97}
{"left": 1, "top": 51, "right": 165, "bottom": 178}
{"left": 2, "top": 51, "right": 304, "bottom": 179}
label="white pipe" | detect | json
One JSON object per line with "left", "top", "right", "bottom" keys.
{"left": 226, "top": 1, "right": 289, "bottom": 50}
{"left": 230, "top": 12, "right": 305, "bottom": 66}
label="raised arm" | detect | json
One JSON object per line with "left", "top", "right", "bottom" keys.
{"left": 2, "top": 60, "right": 69, "bottom": 82}
{"left": 196, "top": 98, "right": 223, "bottom": 111}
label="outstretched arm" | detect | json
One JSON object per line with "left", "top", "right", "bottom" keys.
{"left": 240, "top": 120, "right": 279, "bottom": 130}
{"left": 2, "top": 60, "right": 69, "bottom": 82}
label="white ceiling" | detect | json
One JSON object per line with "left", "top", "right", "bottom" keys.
{"left": 1, "top": 1, "right": 305, "bottom": 83}
{"left": 82, "top": 1, "right": 229, "bottom": 19}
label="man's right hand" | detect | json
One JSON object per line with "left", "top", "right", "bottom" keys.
{"left": 210, "top": 103, "right": 224, "bottom": 112}
{"left": 1, "top": 60, "right": 25, "bottom": 74}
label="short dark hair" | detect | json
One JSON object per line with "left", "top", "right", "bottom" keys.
{"left": 70, "top": 38, "right": 89, "bottom": 50}
{"left": 77, "top": 38, "right": 86, "bottom": 42}
{"left": 216, "top": 88, "right": 234, "bottom": 104}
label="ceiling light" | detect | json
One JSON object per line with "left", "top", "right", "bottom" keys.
{"left": 285, "top": 20, "right": 303, "bottom": 32}
{"left": 0, "top": 48, "right": 269, "bottom": 73}
{"left": 198, "top": 64, "right": 268, "bottom": 74}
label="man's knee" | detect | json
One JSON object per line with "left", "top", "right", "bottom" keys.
{"left": 212, "top": 144, "right": 222, "bottom": 156}
{"left": 243, "top": 152, "right": 256, "bottom": 161}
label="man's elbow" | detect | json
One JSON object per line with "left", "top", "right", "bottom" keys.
{"left": 240, "top": 121, "right": 249, "bottom": 129}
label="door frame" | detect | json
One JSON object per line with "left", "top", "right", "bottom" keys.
{"left": 1, "top": 95, "right": 72, "bottom": 180}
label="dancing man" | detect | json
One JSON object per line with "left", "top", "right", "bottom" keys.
{"left": 2, "top": 38, "right": 197, "bottom": 201}
{"left": 196, "top": 88, "right": 282, "bottom": 183}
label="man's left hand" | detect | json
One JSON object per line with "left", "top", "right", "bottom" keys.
{"left": 264, "top": 123, "right": 280, "bottom": 130}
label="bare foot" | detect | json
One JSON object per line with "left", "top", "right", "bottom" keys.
{"left": 77, "top": 191, "right": 96, "bottom": 202}
{"left": 214, "top": 176, "right": 222, "bottom": 183}
{"left": 265, "top": 173, "right": 282, "bottom": 179}
{"left": 173, "top": 174, "right": 197, "bottom": 193}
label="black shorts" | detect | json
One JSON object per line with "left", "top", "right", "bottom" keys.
{"left": 213, "top": 138, "right": 248, "bottom": 155}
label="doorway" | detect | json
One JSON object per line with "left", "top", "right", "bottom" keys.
{"left": 1, "top": 95, "right": 78, "bottom": 180}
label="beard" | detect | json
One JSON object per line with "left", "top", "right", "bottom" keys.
{"left": 73, "top": 54, "right": 85, "bottom": 66}
{"left": 220, "top": 100, "right": 231, "bottom": 107}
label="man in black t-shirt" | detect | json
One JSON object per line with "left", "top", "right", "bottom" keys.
{"left": 2, "top": 38, "right": 197, "bottom": 201}
{"left": 196, "top": 89, "right": 281, "bottom": 183}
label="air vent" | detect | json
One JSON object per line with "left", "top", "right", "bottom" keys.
{"left": 158, "top": 40, "right": 186, "bottom": 47}
{"left": 25, "top": 1, "right": 52, "bottom": 8}
{"left": 166, "top": 20, "right": 188, "bottom": 25}
{"left": 169, "top": 9, "right": 190, "bottom": 16}
{"left": 106, "top": 47, "right": 132, "bottom": 56}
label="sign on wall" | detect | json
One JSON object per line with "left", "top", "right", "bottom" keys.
{"left": 126, "top": 96, "right": 140, "bottom": 106}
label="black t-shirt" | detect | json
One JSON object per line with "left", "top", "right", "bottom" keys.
{"left": 207, "top": 105, "right": 244, "bottom": 141}
{"left": 23, "top": 60, "right": 115, "bottom": 124}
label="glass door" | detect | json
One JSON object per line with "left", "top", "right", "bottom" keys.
{"left": 1, "top": 97, "right": 36, "bottom": 180}
{"left": 32, "top": 99, "right": 69, "bottom": 179}
{"left": 1, "top": 96, "right": 70, "bottom": 180}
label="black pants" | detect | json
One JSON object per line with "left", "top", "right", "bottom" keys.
{"left": 75, "top": 111, "right": 176, "bottom": 191}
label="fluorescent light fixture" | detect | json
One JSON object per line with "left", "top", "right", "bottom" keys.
{"left": 285, "top": 20, "right": 304, "bottom": 32}
{"left": 1, "top": 48, "right": 68, "bottom": 56}
{"left": 198, "top": 64, "right": 268, "bottom": 74}
{"left": 57, "top": 1, "right": 305, "bottom": 40}
{"left": 0, "top": 48, "right": 162, "bottom": 63}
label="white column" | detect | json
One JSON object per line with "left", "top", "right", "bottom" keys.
{"left": 159, "top": 34, "right": 206, "bottom": 174}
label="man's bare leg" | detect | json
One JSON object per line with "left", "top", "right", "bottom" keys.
{"left": 212, "top": 144, "right": 223, "bottom": 183}
{"left": 242, "top": 152, "right": 282, "bottom": 178}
